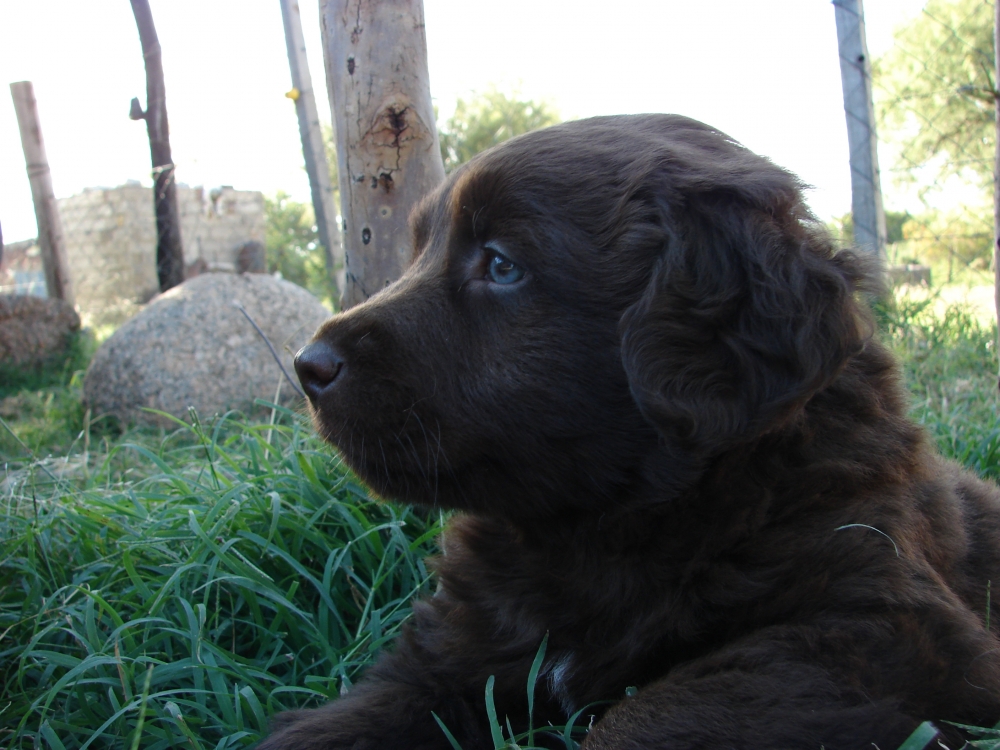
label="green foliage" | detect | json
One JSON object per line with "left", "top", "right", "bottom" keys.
{"left": 885, "top": 210, "right": 914, "bottom": 246}
{"left": 869, "top": 1, "right": 996, "bottom": 276}
{"left": 945, "top": 721, "right": 1000, "bottom": 748}
{"left": 830, "top": 210, "right": 912, "bottom": 246}
{"left": 0, "top": 373, "right": 90, "bottom": 460}
{"left": 874, "top": 0, "right": 996, "bottom": 198}
{"left": 0, "top": 331, "right": 102, "bottom": 459}
{"left": 879, "top": 297, "right": 1000, "bottom": 481}
{"left": 0, "top": 329, "right": 95, "bottom": 400}
{"left": 0, "top": 408, "right": 442, "bottom": 748}
{"left": 831, "top": 205, "right": 991, "bottom": 270}
{"left": 263, "top": 192, "right": 336, "bottom": 302}
{"left": 439, "top": 88, "right": 560, "bottom": 172}
{"left": 322, "top": 123, "right": 340, "bottom": 192}
{"left": 899, "top": 208, "right": 993, "bottom": 266}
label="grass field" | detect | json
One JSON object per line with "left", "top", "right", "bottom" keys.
{"left": 1, "top": 292, "right": 999, "bottom": 749}
{"left": 1, "top": 406, "right": 443, "bottom": 748}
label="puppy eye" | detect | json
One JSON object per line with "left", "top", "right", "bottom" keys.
{"left": 486, "top": 251, "right": 525, "bottom": 285}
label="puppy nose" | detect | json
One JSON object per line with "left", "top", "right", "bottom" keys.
{"left": 294, "top": 340, "right": 344, "bottom": 401}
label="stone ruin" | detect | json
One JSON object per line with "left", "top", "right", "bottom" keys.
{"left": 1, "top": 183, "right": 337, "bottom": 426}
{"left": 0, "top": 239, "right": 46, "bottom": 297}
{"left": 0, "top": 183, "right": 266, "bottom": 326}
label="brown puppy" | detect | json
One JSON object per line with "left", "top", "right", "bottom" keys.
{"left": 269, "top": 114, "right": 1000, "bottom": 750}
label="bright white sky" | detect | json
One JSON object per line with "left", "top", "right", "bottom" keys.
{"left": 1, "top": 0, "right": 927, "bottom": 244}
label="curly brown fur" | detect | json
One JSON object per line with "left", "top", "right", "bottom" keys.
{"left": 272, "top": 114, "right": 1000, "bottom": 750}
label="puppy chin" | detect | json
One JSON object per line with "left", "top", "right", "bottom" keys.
{"left": 310, "top": 420, "right": 442, "bottom": 507}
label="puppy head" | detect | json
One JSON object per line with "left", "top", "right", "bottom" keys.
{"left": 296, "top": 115, "right": 875, "bottom": 518}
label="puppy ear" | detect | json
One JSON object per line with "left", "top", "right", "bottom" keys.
{"left": 620, "top": 188, "right": 874, "bottom": 462}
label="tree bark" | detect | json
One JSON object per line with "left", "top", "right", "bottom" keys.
{"left": 321, "top": 0, "right": 445, "bottom": 309}
{"left": 994, "top": 0, "right": 1000, "bottom": 389}
{"left": 281, "top": 0, "right": 344, "bottom": 301}
{"left": 130, "top": 0, "right": 184, "bottom": 293}
{"left": 10, "top": 81, "right": 74, "bottom": 304}
{"left": 833, "top": 0, "right": 888, "bottom": 262}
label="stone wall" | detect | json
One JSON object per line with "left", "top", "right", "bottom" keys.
{"left": 53, "top": 183, "right": 264, "bottom": 325}
{"left": 0, "top": 240, "right": 46, "bottom": 297}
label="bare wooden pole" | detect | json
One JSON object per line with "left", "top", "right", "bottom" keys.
{"left": 321, "top": 0, "right": 446, "bottom": 309}
{"left": 280, "top": 0, "right": 344, "bottom": 301}
{"left": 833, "top": 0, "right": 888, "bottom": 261}
{"left": 994, "top": 0, "right": 1000, "bottom": 389}
{"left": 129, "top": 0, "right": 184, "bottom": 292}
{"left": 10, "top": 81, "right": 74, "bottom": 305}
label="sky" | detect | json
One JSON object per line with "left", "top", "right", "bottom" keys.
{"left": 0, "top": 0, "right": 928, "bottom": 244}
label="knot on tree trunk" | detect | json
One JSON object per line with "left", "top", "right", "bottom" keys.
{"left": 362, "top": 97, "right": 435, "bottom": 183}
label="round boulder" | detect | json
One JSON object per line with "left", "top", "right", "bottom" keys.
{"left": 83, "top": 273, "right": 331, "bottom": 425}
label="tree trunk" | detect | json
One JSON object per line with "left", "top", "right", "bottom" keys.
{"left": 130, "top": 0, "right": 184, "bottom": 293}
{"left": 280, "top": 0, "right": 344, "bottom": 301}
{"left": 833, "top": 0, "right": 888, "bottom": 262}
{"left": 994, "top": 0, "right": 1000, "bottom": 389}
{"left": 10, "top": 81, "right": 74, "bottom": 304}
{"left": 321, "top": 0, "right": 445, "bottom": 309}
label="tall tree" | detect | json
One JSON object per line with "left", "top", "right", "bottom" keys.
{"left": 874, "top": 0, "right": 995, "bottom": 198}
{"left": 873, "top": 0, "right": 1000, "bottom": 380}
{"left": 321, "top": 0, "right": 444, "bottom": 309}
{"left": 129, "top": 0, "right": 184, "bottom": 292}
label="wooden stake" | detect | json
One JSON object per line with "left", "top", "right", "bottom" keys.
{"left": 130, "top": 0, "right": 185, "bottom": 293}
{"left": 834, "top": 0, "right": 888, "bottom": 261}
{"left": 280, "top": 0, "right": 344, "bottom": 301}
{"left": 10, "top": 81, "right": 74, "bottom": 305}
{"left": 994, "top": 0, "right": 1000, "bottom": 389}
{"left": 321, "top": 0, "right": 445, "bottom": 309}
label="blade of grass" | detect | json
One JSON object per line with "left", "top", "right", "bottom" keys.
{"left": 526, "top": 632, "right": 548, "bottom": 746}
{"left": 895, "top": 721, "right": 939, "bottom": 750}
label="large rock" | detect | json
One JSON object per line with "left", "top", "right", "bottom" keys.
{"left": 83, "top": 273, "right": 330, "bottom": 425}
{"left": 0, "top": 295, "right": 81, "bottom": 369}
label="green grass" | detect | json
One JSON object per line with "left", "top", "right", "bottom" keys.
{"left": 0, "top": 330, "right": 103, "bottom": 460}
{"left": 0, "top": 405, "right": 442, "bottom": 749}
{"left": 0, "top": 330, "right": 96, "bottom": 400}
{"left": 879, "top": 296, "right": 1000, "bottom": 480}
{"left": 1, "top": 295, "right": 999, "bottom": 749}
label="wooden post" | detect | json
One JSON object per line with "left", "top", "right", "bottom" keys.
{"left": 129, "top": 0, "right": 185, "bottom": 293}
{"left": 280, "top": 0, "right": 344, "bottom": 301}
{"left": 10, "top": 81, "right": 75, "bottom": 305}
{"left": 321, "top": 0, "right": 446, "bottom": 309}
{"left": 833, "top": 0, "right": 888, "bottom": 260}
{"left": 994, "top": 0, "right": 1000, "bottom": 389}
